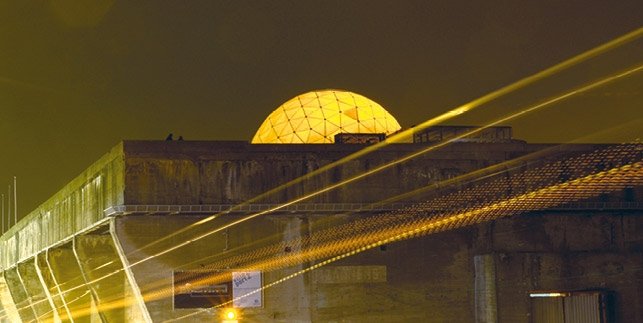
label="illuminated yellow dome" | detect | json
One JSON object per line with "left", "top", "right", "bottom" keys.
{"left": 252, "top": 90, "right": 401, "bottom": 144}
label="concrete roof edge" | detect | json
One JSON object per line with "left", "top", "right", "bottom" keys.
{"left": 0, "top": 141, "right": 125, "bottom": 241}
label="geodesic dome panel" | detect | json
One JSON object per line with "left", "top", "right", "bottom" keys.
{"left": 251, "top": 90, "right": 401, "bottom": 144}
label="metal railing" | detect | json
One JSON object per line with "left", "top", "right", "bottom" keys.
{"left": 103, "top": 202, "right": 415, "bottom": 216}
{"left": 104, "top": 201, "right": 642, "bottom": 217}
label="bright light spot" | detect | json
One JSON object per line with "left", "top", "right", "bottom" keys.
{"left": 225, "top": 309, "right": 237, "bottom": 319}
{"left": 529, "top": 292, "right": 567, "bottom": 298}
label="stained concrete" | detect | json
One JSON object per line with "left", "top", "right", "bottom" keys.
{"left": 47, "top": 244, "right": 102, "bottom": 322}
{"left": 3, "top": 267, "right": 36, "bottom": 322}
{"left": 16, "top": 259, "right": 56, "bottom": 322}
{"left": 0, "top": 140, "right": 639, "bottom": 322}
{"left": 74, "top": 232, "right": 128, "bottom": 322}
{"left": 0, "top": 274, "right": 21, "bottom": 322}
{"left": 36, "top": 252, "right": 71, "bottom": 322}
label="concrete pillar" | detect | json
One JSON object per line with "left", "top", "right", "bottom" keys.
{"left": 16, "top": 258, "right": 58, "bottom": 322}
{"left": 0, "top": 273, "right": 21, "bottom": 323}
{"left": 37, "top": 251, "right": 73, "bottom": 322}
{"left": 47, "top": 243, "right": 102, "bottom": 322}
{"left": 71, "top": 238, "right": 108, "bottom": 323}
{"left": 108, "top": 220, "right": 152, "bottom": 323}
{"left": 74, "top": 231, "right": 142, "bottom": 322}
{"left": 277, "top": 216, "right": 312, "bottom": 321}
{"left": 3, "top": 267, "right": 37, "bottom": 322}
{"left": 474, "top": 254, "right": 498, "bottom": 323}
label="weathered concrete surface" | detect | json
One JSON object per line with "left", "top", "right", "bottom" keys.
{"left": 121, "top": 141, "right": 569, "bottom": 205}
{"left": 113, "top": 212, "right": 477, "bottom": 322}
{"left": 109, "top": 209, "right": 643, "bottom": 322}
{"left": 474, "top": 254, "right": 497, "bottom": 323}
{"left": 16, "top": 259, "right": 56, "bottom": 322}
{"left": 479, "top": 212, "right": 643, "bottom": 323}
{"left": 0, "top": 140, "right": 639, "bottom": 322}
{"left": 47, "top": 244, "right": 102, "bottom": 322}
{"left": 0, "top": 274, "right": 21, "bottom": 322}
{"left": 3, "top": 267, "right": 36, "bottom": 322}
{"left": 36, "top": 252, "right": 71, "bottom": 322}
{"left": 74, "top": 231, "right": 129, "bottom": 322}
{"left": 0, "top": 143, "right": 124, "bottom": 268}
{"left": 106, "top": 223, "right": 153, "bottom": 323}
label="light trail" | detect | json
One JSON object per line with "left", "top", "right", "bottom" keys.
{"left": 18, "top": 147, "right": 643, "bottom": 321}
{"left": 126, "top": 62, "right": 643, "bottom": 268}
{"left": 166, "top": 158, "right": 642, "bottom": 321}
{"left": 174, "top": 119, "right": 643, "bottom": 269}
{"left": 171, "top": 143, "right": 643, "bottom": 275}
{"left": 35, "top": 290, "right": 90, "bottom": 322}
{"left": 3, "top": 61, "right": 641, "bottom": 322}
{"left": 124, "top": 27, "right": 643, "bottom": 257}
{"left": 3, "top": 31, "right": 641, "bottom": 322}
{"left": 29, "top": 144, "right": 643, "bottom": 322}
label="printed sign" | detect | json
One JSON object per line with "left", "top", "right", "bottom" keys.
{"left": 232, "top": 271, "right": 262, "bottom": 308}
{"left": 173, "top": 270, "right": 263, "bottom": 309}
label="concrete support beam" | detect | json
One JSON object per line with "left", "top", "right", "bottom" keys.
{"left": 71, "top": 238, "right": 107, "bottom": 323}
{"left": 108, "top": 220, "right": 152, "bottom": 323}
{"left": 0, "top": 273, "right": 21, "bottom": 323}
{"left": 3, "top": 267, "right": 37, "bottom": 322}
{"left": 74, "top": 230, "right": 139, "bottom": 322}
{"left": 47, "top": 243, "right": 102, "bottom": 322}
{"left": 17, "top": 258, "right": 58, "bottom": 322}
{"left": 474, "top": 254, "right": 498, "bottom": 323}
{"left": 37, "top": 251, "right": 73, "bottom": 322}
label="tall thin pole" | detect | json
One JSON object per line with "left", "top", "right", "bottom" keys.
{"left": 13, "top": 176, "right": 17, "bottom": 224}
{"left": 1, "top": 193, "right": 4, "bottom": 234}
{"left": 7, "top": 185, "right": 11, "bottom": 228}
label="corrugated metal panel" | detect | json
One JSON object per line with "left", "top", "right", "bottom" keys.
{"left": 565, "top": 294, "right": 601, "bottom": 323}
{"left": 532, "top": 297, "right": 564, "bottom": 323}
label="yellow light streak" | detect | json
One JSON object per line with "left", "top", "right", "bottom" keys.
{"left": 113, "top": 149, "right": 643, "bottom": 313}
{"left": 129, "top": 62, "right": 643, "bottom": 267}
{"left": 122, "top": 27, "right": 643, "bottom": 258}
{"left": 168, "top": 161, "right": 641, "bottom": 321}
{"left": 11, "top": 145, "right": 642, "bottom": 322}
{"left": 175, "top": 121, "right": 643, "bottom": 270}
{"left": 4, "top": 30, "right": 642, "bottom": 321}
{"left": 4, "top": 62, "right": 641, "bottom": 322}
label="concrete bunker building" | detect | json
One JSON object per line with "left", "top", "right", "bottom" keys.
{"left": 0, "top": 90, "right": 641, "bottom": 322}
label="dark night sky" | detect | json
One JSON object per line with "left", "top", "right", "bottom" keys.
{"left": 1, "top": 1, "right": 642, "bottom": 218}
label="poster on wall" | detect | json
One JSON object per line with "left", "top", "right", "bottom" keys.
{"left": 232, "top": 271, "right": 262, "bottom": 308}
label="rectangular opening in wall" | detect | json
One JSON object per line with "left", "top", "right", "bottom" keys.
{"left": 173, "top": 270, "right": 232, "bottom": 309}
{"left": 529, "top": 290, "right": 611, "bottom": 323}
{"left": 173, "top": 270, "right": 263, "bottom": 309}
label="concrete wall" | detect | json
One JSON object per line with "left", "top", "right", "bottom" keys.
{"left": 121, "top": 140, "right": 582, "bottom": 205}
{"left": 477, "top": 211, "right": 643, "bottom": 323}
{"left": 0, "top": 140, "right": 638, "bottom": 322}
{"left": 0, "top": 143, "right": 125, "bottom": 269}
{"left": 112, "top": 210, "right": 642, "bottom": 322}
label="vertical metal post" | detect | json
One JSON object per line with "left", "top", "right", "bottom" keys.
{"left": 2, "top": 193, "right": 4, "bottom": 233}
{"left": 7, "top": 185, "right": 11, "bottom": 228}
{"left": 13, "top": 176, "right": 17, "bottom": 225}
